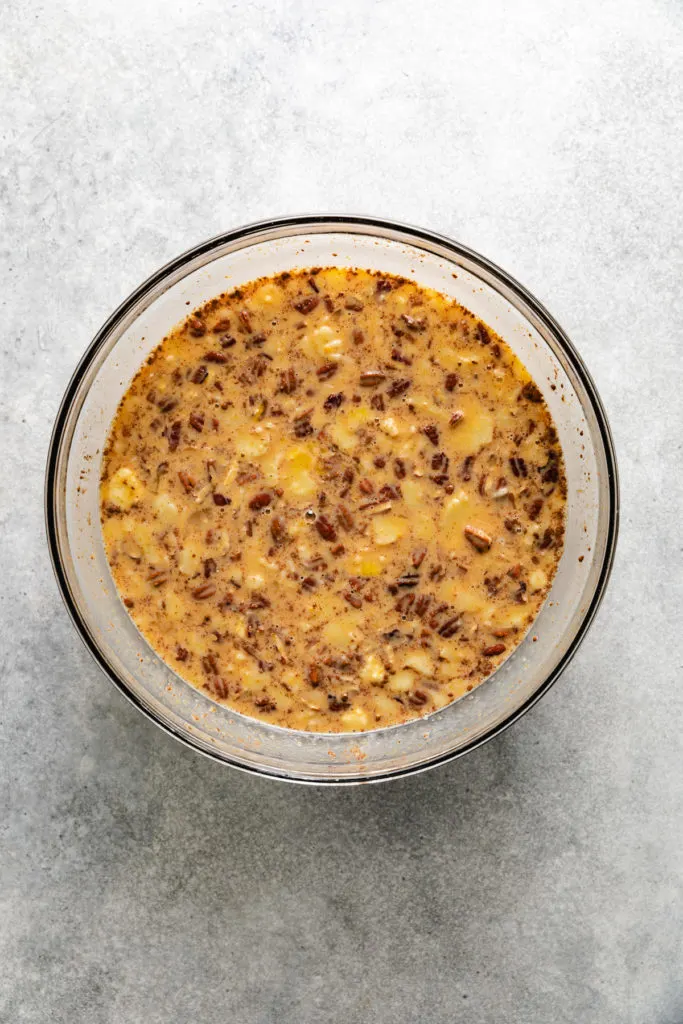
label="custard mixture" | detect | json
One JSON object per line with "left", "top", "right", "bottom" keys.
{"left": 100, "top": 268, "right": 566, "bottom": 732}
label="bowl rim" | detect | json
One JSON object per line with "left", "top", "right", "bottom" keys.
{"left": 45, "top": 214, "right": 620, "bottom": 784}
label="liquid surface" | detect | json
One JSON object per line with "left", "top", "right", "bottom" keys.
{"left": 101, "top": 268, "right": 566, "bottom": 732}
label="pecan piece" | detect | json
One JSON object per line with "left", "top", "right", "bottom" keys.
{"left": 254, "top": 696, "right": 277, "bottom": 712}
{"left": 192, "top": 582, "right": 216, "bottom": 599}
{"left": 483, "top": 643, "right": 506, "bottom": 657}
{"left": 278, "top": 368, "right": 297, "bottom": 394}
{"left": 324, "top": 391, "right": 344, "bottom": 411}
{"left": 328, "top": 694, "right": 350, "bottom": 711}
{"left": 412, "top": 547, "right": 427, "bottom": 568}
{"left": 189, "top": 412, "right": 204, "bottom": 432}
{"left": 270, "top": 515, "right": 287, "bottom": 544}
{"left": 344, "top": 591, "right": 363, "bottom": 609}
{"left": 437, "top": 615, "right": 461, "bottom": 638}
{"left": 293, "top": 296, "right": 319, "bottom": 314}
{"left": 476, "top": 322, "right": 491, "bottom": 345}
{"left": 408, "top": 689, "right": 429, "bottom": 706}
{"left": 147, "top": 569, "right": 169, "bottom": 587}
{"left": 316, "top": 361, "right": 338, "bottom": 381}
{"left": 464, "top": 525, "right": 492, "bottom": 552}
{"left": 461, "top": 455, "right": 475, "bottom": 481}
{"left": 521, "top": 381, "right": 543, "bottom": 403}
{"left": 396, "top": 593, "right": 415, "bottom": 614}
{"left": 387, "top": 378, "right": 411, "bottom": 398}
{"left": 238, "top": 309, "right": 253, "bottom": 333}
{"left": 444, "top": 372, "right": 462, "bottom": 392}
{"left": 422, "top": 424, "right": 439, "bottom": 446}
{"left": 315, "top": 515, "right": 337, "bottom": 542}
{"left": 509, "top": 456, "right": 528, "bottom": 478}
{"left": 401, "top": 313, "right": 426, "bottom": 331}
{"left": 249, "top": 491, "right": 272, "bottom": 511}
{"left": 167, "top": 421, "right": 181, "bottom": 452}
{"left": 359, "top": 370, "right": 386, "bottom": 387}
{"left": 191, "top": 365, "right": 208, "bottom": 384}
{"left": 203, "top": 351, "right": 228, "bottom": 364}
{"left": 187, "top": 316, "right": 205, "bottom": 337}
{"left": 338, "top": 505, "right": 354, "bottom": 531}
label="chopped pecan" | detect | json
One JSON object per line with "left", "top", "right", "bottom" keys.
{"left": 387, "top": 378, "right": 411, "bottom": 397}
{"left": 437, "top": 615, "right": 461, "bottom": 638}
{"left": 444, "top": 372, "right": 462, "bottom": 392}
{"left": 412, "top": 547, "right": 427, "bottom": 568}
{"left": 423, "top": 424, "right": 439, "bottom": 446}
{"left": 401, "top": 313, "right": 426, "bottom": 331}
{"left": 316, "top": 361, "right": 338, "bottom": 380}
{"left": 476, "top": 322, "right": 491, "bottom": 345}
{"left": 278, "top": 368, "right": 297, "bottom": 394}
{"left": 189, "top": 412, "right": 204, "bottom": 432}
{"left": 461, "top": 455, "right": 475, "bottom": 480}
{"left": 521, "top": 381, "right": 543, "bottom": 403}
{"left": 504, "top": 517, "right": 522, "bottom": 533}
{"left": 464, "top": 525, "right": 492, "bottom": 552}
{"left": 191, "top": 365, "right": 208, "bottom": 384}
{"left": 293, "top": 296, "right": 319, "bottom": 314}
{"left": 324, "top": 392, "right": 344, "bottom": 410}
{"left": 328, "top": 694, "right": 350, "bottom": 711}
{"left": 315, "top": 515, "right": 337, "bottom": 542}
{"left": 178, "top": 470, "right": 195, "bottom": 493}
{"left": 249, "top": 491, "right": 272, "bottom": 511}
{"left": 238, "top": 309, "right": 253, "bottom": 333}
{"left": 192, "top": 582, "right": 216, "bottom": 599}
{"left": 270, "top": 515, "right": 287, "bottom": 544}
{"left": 396, "top": 593, "right": 415, "bottom": 614}
{"left": 509, "top": 456, "right": 528, "bottom": 478}
{"left": 359, "top": 370, "right": 386, "bottom": 387}
{"left": 188, "top": 316, "right": 205, "bottom": 337}
{"left": 147, "top": 569, "right": 168, "bottom": 587}
{"left": 338, "top": 505, "right": 354, "bottom": 530}
{"left": 167, "top": 421, "right": 181, "bottom": 452}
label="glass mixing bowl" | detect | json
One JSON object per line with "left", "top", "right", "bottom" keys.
{"left": 45, "top": 216, "right": 619, "bottom": 784}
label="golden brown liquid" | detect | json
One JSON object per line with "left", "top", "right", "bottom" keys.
{"left": 101, "top": 268, "right": 566, "bottom": 732}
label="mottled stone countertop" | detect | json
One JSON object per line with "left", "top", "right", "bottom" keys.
{"left": 2, "top": 1, "right": 682, "bottom": 1021}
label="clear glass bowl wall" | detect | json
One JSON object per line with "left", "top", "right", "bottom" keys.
{"left": 46, "top": 218, "right": 618, "bottom": 783}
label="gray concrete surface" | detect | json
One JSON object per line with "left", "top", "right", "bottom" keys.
{"left": 2, "top": 1, "right": 682, "bottom": 1021}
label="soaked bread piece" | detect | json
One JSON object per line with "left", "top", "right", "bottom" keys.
{"left": 100, "top": 268, "right": 566, "bottom": 733}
